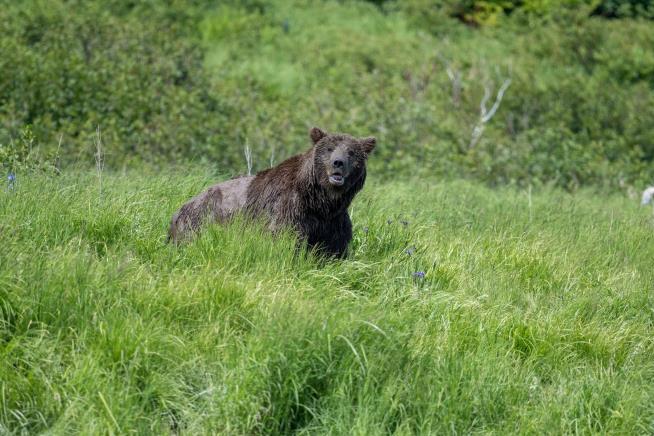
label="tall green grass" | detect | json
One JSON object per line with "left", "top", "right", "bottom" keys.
{"left": 1, "top": 170, "right": 653, "bottom": 433}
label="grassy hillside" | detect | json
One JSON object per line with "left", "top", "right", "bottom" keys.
{"left": 2, "top": 0, "right": 654, "bottom": 189}
{"left": 2, "top": 170, "right": 653, "bottom": 433}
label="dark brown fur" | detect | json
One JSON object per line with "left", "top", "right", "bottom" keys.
{"left": 168, "top": 127, "right": 376, "bottom": 257}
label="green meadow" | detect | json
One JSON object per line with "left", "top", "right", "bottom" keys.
{"left": 2, "top": 0, "right": 654, "bottom": 433}
{"left": 2, "top": 170, "right": 653, "bottom": 433}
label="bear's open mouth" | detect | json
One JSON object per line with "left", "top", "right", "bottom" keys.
{"left": 328, "top": 174, "right": 345, "bottom": 186}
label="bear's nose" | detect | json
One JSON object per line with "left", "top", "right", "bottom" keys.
{"left": 332, "top": 159, "right": 344, "bottom": 168}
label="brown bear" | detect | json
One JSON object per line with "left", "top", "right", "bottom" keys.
{"left": 168, "top": 127, "right": 376, "bottom": 257}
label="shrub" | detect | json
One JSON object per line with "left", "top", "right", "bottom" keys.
{"left": 0, "top": 0, "right": 653, "bottom": 190}
{"left": 0, "top": 0, "right": 226, "bottom": 166}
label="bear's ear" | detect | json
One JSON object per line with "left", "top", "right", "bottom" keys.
{"left": 310, "top": 127, "right": 326, "bottom": 144}
{"left": 360, "top": 137, "right": 376, "bottom": 155}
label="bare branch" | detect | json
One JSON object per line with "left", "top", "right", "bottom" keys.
{"left": 482, "top": 78, "right": 511, "bottom": 123}
{"left": 468, "top": 77, "right": 512, "bottom": 150}
{"left": 468, "top": 124, "right": 485, "bottom": 150}
{"left": 479, "top": 85, "right": 492, "bottom": 119}
{"left": 437, "top": 53, "right": 462, "bottom": 107}
{"left": 243, "top": 139, "right": 253, "bottom": 176}
{"left": 53, "top": 133, "right": 63, "bottom": 175}
{"left": 93, "top": 125, "right": 104, "bottom": 197}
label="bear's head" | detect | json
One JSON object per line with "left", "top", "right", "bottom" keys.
{"left": 309, "top": 127, "right": 376, "bottom": 190}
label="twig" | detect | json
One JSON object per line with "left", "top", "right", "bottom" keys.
{"left": 244, "top": 139, "right": 253, "bottom": 176}
{"left": 481, "top": 78, "right": 512, "bottom": 123}
{"left": 437, "top": 54, "right": 462, "bottom": 107}
{"left": 54, "top": 134, "right": 63, "bottom": 175}
{"left": 93, "top": 126, "right": 104, "bottom": 196}
{"left": 469, "top": 78, "right": 512, "bottom": 149}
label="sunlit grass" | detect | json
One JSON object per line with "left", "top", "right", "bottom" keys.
{"left": 1, "top": 169, "right": 653, "bottom": 434}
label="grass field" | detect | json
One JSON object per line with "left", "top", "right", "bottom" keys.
{"left": 1, "top": 169, "right": 654, "bottom": 434}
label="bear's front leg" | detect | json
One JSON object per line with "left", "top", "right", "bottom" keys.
{"left": 322, "top": 213, "right": 353, "bottom": 258}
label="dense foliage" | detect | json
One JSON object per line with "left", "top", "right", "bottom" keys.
{"left": 1, "top": 0, "right": 653, "bottom": 189}
{"left": 1, "top": 170, "right": 653, "bottom": 433}
{"left": 389, "top": 0, "right": 654, "bottom": 25}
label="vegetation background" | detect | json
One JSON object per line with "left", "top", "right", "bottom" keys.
{"left": 2, "top": 0, "right": 654, "bottom": 190}
{"left": 2, "top": 0, "right": 654, "bottom": 434}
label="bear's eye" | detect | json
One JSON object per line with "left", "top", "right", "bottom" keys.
{"left": 348, "top": 150, "right": 355, "bottom": 157}
{"left": 327, "top": 147, "right": 334, "bottom": 152}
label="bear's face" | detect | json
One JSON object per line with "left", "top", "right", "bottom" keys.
{"left": 309, "top": 127, "right": 376, "bottom": 190}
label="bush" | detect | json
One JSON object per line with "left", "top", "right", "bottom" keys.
{"left": 391, "top": 0, "right": 654, "bottom": 25}
{"left": 1, "top": 0, "right": 653, "bottom": 190}
{"left": 0, "top": 0, "right": 227, "bottom": 166}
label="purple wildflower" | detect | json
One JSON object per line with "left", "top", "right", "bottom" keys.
{"left": 412, "top": 271, "right": 426, "bottom": 279}
{"left": 7, "top": 172, "right": 15, "bottom": 189}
